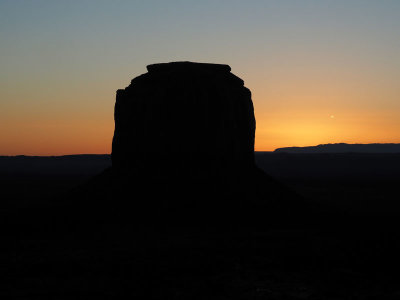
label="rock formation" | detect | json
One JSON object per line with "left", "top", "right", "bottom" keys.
{"left": 275, "top": 143, "right": 400, "bottom": 154}
{"left": 106, "top": 62, "right": 302, "bottom": 226}
{"left": 112, "top": 62, "right": 256, "bottom": 183}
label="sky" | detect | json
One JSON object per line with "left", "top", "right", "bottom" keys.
{"left": 1, "top": 0, "right": 399, "bottom": 155}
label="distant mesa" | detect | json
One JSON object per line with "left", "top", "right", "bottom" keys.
{"left": 274, "top": 143, "right": 400, "bottom": 154}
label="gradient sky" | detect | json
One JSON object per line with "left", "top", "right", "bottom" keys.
{"left": 1, "top": 0, "right": 399, "bottom": 155}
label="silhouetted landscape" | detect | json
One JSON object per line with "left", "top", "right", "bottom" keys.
{"left": 11, "top": 62, "right": 400, "bottom": 298}
{"left": 275, "top": 143, "right": 400, "bottom": 153}
{"left": 4, "top": 151, "right": 400, "bottom": 214}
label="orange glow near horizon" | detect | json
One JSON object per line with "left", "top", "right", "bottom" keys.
{"left": 0, "top": 118, "right": 114, "bottom": 156}
{"left": 1, "top": 2, "right": 399, "bottom": 155}
{"left": 1, "top": 89, "right": 399, "bottom": 155}
{"left": 253, "top": 101, "right": 400, "bottom": 151}
{"left": 1, "top": 70, "right": 400, "bottom": 155}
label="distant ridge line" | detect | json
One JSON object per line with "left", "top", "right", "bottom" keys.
{"left": 274, "top": 143, "right": 400, "bottom": 154}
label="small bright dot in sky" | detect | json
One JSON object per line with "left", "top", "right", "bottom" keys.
{"left": 330, "top": 115, "right": 335, "bottom": 119}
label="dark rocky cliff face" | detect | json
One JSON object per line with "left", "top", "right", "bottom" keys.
{"left": 111, "top": 62, "right": 256, "bottom": 181}
{"left": 70, "top": 61, "right": 305, "bottom": 227}
{"left": 106, "top": 62, "right": 303, "bottom": 225}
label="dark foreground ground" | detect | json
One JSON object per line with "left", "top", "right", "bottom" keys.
{"left": 5, "top": 153, "right": 400, "bottom": 298}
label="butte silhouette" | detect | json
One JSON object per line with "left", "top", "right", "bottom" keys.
{"left": 16, "top": 62, "right": 328, "bottom": 299}
{"left": 75, "top": 61, "right": 304, "bottom": 228}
